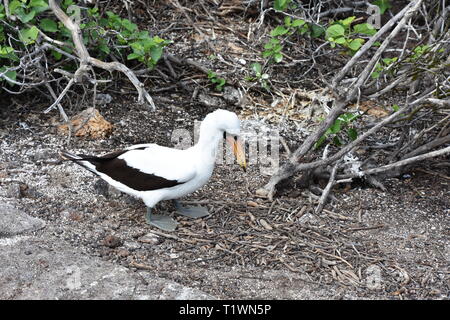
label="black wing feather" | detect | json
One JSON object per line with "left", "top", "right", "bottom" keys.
{"left": 61, "top": 148, "right": 183, "bottom": 191}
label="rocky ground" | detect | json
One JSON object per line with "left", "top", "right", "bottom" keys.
{"left": 0, "top": 100, "right": 448, "bottom": 300}
{"left": 0, "top": 1, "right": 449, "bottom": 300}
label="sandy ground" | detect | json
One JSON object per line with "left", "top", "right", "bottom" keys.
{"left": 0, "top": 102, "right": 448, "bottom": 299}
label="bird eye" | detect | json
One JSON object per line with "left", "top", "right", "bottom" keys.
{"left": 234, "top": 136, "right": 238, "bottom": 141}
{"left": 223, "top": 132, "right": 227, "bottom": 139}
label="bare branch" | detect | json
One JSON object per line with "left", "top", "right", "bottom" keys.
{"left": 47, "top": 0, "right": 156, "bottom": 109}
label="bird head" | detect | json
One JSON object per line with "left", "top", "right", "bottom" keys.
{"left": 203, "top": 109, "right": 246, "bottom": 171}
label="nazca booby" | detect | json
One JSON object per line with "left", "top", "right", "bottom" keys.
{"left": 60, "top": 109, "right": 246, "bottom": 231}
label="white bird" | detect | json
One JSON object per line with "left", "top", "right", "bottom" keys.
{"left": 60, "top": 109, "right": 246, "bottom": 231}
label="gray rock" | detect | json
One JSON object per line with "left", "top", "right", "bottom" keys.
{"left": 0, "top": 204, "right": 46, "bottom": 237}
{"left": 93, "top": 179, "right": 127, "bottom": 200}
{"left": 223, "top": 86, "right": 242, "bottom": 105}
{"left": 93, "top": 179, "right": 109, "bottom": 197}
{"left": 0, "top": 230, "right": 216, "bottom": 300}
{"left": 158, "top": 281, "right": 216, "bottom": 300}
{"left": 138, "top": 233, "right": 162, "bottom": 245}
{"left": 32, "top": 149, "right": 55, "bottom": 162}
{"left": 198, "top": 93, "right": 224, "bottom": 108}
{"left": 5, "top": 183, "right": 22, "bottom": 198}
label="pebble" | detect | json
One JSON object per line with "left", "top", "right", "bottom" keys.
{"left": 259, "top": 219, "right": 273, "bottom": 231}
{"left": 138, "top": 233, "right": 162, "bottom": 245}
{"left": 116, "top": 249, "right": 130, "bottom": 258}
{"left": 223, "top": 86, "right": 242, "bottom": 105}
{"left": 123, "top": 240, "right": 141, "bottom": 251}
{"left": 102, "top": 235, "right": 122, "bottom": 248}
{"left": 0, "top": 203, "right": 46, "bottom": 237}
{"left": 5, "top": 183, "right": 22, "bottom": 198}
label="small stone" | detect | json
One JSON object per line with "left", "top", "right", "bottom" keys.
{"left": 68, "top": 212, "right": 83, "bottom": 222}
{"left": 23, "top": 186, "right": 43, "bottom": 199}
{"left": 247, "top": 201, "right": 259, "bottom": 207}
{"left": 93, "top": 179, "right": 109, "bottom": 197}
{"left": 32, "top": 150, "right": 55, "bottom": 161}
{"left": 198, "top": 93, "right": 224, "bottom": 108}
{"left": 5, "top": 183, "right": 22, "bottom": 198}
{"left": 255, "top": 188, "right": 269, "bottom": 198}
{"left": 138, "top": 233, "right": 162, "bottom": 245}
{"left": 102, "top": 235, "right": 122, "bottom": 248}
{"left": 116, "top": 249, "right": 130, "bottom": 258}
{"left": 0, "top": 204, "right": 46, "bottom": 237}
{"left": 57, "top": 107, "right": 113, "bottom": 139}
{"left": 223, "top": 86, "right": 242, "bottom": 105}
{"left": 95, "top": 93, "right": 112, "bottom": 105}
{"left": 259, "top": 219, "right": 273, "bottom": 231}
{"left": 108, "top": 185, "right": 123, "bottom": 199}
{"left": 123, "top": 240, "right": 141, "bottom": 251}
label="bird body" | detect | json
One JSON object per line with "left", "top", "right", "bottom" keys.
{"left": 61, "top": 109, "right": 246, "bottom": 231}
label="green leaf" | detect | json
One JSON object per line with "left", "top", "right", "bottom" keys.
{"left": 51, "top": 49, "right": 62, "bottom": 60}
{"left": 207, "top": 71, "right": 216, "bottom": 79}
{"left": 63, "top": 0, "right": 74, "bottom": 7}
{"left": 382, "top": 57, "right": 397, "bottom": 65}
{"left": 0, "top": 66, "right": 17, "bottom": 86}
{"left": 270, "top": 26, "right": 289, "bottom": 37}
{"left": 149, "top": 46, "right": 163, "bottom": 64}
{"left": 121, "top": 19, "right": 137, "bottom": 32}
{"left": 30, "top": 0, "right": 47, "bottom": 7}
{"left": 330, "top": 119, "right": 342, "bottom": 134}
{"left": 326, "top": 24, "right": 345, "bottom": 39}
{"left": 272, "top": 44, "right": 282, "bottom": 53}
{"left": 310, "top": 24, "right": 325, "bottom": 38}
{"left": 274, "top": 0, "right": 291, "bottom": 11}
{"left": 262, "top": 50, "right": 273, "bottom": 58}
{"left": 340, "top": 112, "right": 359, "bottom": 122}
{"left": 264, "top": 42, "right": 274, "bottom": 50}
{"left": 29, "top": 0, "right": 48, "bottom": 13}
{"left": 334, "top": 36, "right": 347, "bottom": 45}
{"left": 0, "top": 46, "right": 19, "bottom": 61}
{"left": 333, "top": 136, "right": 342, "bottom": 146}
{"left": 371, "top": 71, "right": 380, "bottom": 79}
{"left": 314, "top": 135, "right": 327, "bottom": 149}
{"left": 353, "top": 23, "right": 377, "bottom": 35}
{"left": 372, "top": 0, "right": 392, "bottom": 14}
{"left": 273, "top": 52, "right": 283, "bottom": 63}
{"left": 19, "top": 26, "right": 39, "bottom": 45}
{"left": 348, "top": 38, "right": 364, "bottom": 51}
{"left": 137, "top": 30, "right": 150, "bottom": 40}
{"left": 40, "top": 18, "right": 58, "bottom": 33}
{"left": 339, "top": 16, "right": 356, "bottom": 27}
{"left": 215, "top": 78, "right": 226, "bottom": 91}
{"left": 251, "top": 63, "right": 262, "bottom": 75}
{"left": 130, "top": 42, "right": 144, "bottom": 53}
{"left": 98, "top": 44, "right": 110, "bottom": 55}
{"left": 347, "top": 128, "right": 358, "bottom": 141}
{"left": 127, "top": 52, "right": 141, "bottom": 60}
{"left": 392, "top": 104, "right": 400, "bottom": 112}
{"left": 9, "top": 0, "right": 22, "bottom": 14}
{"left": 292, "top": 19, "right": 306, "bottom": 28}
{"left": 284, "top": 16, "right": 292, "bottom": 27}
{"left": 16, "top": 8, "right": 36, "bottom": 23}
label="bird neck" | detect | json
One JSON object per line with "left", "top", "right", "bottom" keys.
{"left": 194, "top": 125, "right": 223, "bottom": 164}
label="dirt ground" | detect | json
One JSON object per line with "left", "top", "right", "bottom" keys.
{"left": 0, "top": 99, "right": 448, "bottom": 299}
{"left": 0, "top": 1, "right": 449, "bottom": 299}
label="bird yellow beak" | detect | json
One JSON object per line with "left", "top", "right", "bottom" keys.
{"left": 226, "top": 135, "right": 247, "bottom": 171}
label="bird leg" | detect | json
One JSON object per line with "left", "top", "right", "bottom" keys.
{"left": 145, "top": 207, "right": 178, "bottom": 231}
{"left": 173, "top": 200, "right": 210, "bottom": 218}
